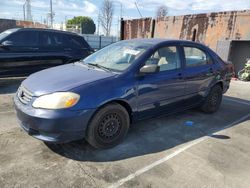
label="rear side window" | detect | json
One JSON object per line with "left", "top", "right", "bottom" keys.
{"left": 6, "top": 31, "right": 39, "bottom": 46}
{"left": 39, "top": 32, "right": 66, "bottom": 47}
{"left": 184, "top": 47, "right": 212, "bottom": 67}
{"left": 66, "top": 35, "right": 89, "bottom": 49}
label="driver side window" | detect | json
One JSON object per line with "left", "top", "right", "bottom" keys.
{"left": 145, "top": 46, "right": 181, "bottom": 72}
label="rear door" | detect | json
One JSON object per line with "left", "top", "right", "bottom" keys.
{"left": 136, "top": 44, "right": 187, "bottom": 119}
{"left": 37, "top": 31, "right": 68, "bottom": 69}
{"left": 182, "top": 45, "right": 215, "bottom": 103}
{"left": 64, "top": 35, "right": 91, "bottom": 60}
{"left": 0, "top": 30, "right": 39, "bottom": 76}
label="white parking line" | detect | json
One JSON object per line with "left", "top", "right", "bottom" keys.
{"left": 108, "top": 113, "right": 250, "bottom": 188}
{"left": 224, "top": 97, "right": 250, "bottom": 106}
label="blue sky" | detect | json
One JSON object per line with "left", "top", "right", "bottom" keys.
{"left": 1, "top": 0, "right": 250, "bottom": 34}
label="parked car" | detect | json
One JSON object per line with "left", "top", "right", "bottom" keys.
{"left": 0, "top": 28, "right": 93, "bottom": 77}
{"left": 14, "top": 39, "right": 233, "bottom": 149}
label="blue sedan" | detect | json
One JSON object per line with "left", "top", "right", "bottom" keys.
{"left": 14, "top": 39, "right": 233, "bottom": 149}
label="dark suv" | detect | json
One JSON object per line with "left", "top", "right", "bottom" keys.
{"left": 0, "top": 28, "right": 93, "bottom": 77}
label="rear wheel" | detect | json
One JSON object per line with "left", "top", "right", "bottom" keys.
{"left": 200, "top": 84, "right": 223, "bottom": 113}
{"left": 86, "top": 103, "right": 130, "bottom": 149}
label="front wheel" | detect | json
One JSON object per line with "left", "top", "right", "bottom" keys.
{"left": 86, "top": 103, "right": 130, "bottom": 149}
{"left": 200, "top": 84, "right": 223, "bottom": 113}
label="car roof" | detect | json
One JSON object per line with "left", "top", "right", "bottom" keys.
{"left": 124, "top": 38, "right": 207, "bottom": 47}
{"left": 13, "top": 27, "right": 79, "bottom": 36}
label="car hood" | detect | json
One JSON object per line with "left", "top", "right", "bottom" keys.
{"left": 22, "top": 62, "right": 116, "bottom": 96}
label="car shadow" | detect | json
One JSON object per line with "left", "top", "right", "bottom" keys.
{"left": 45, "top": 96, "right": 250, "bottom": 162}
{"left": 0, "top": 77, "right": 25, "bottom": 94}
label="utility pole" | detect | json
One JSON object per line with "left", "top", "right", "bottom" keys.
{"left": 134, "top": 1, "right": 142, "bottom": 18}
{"left": 50, "top": 0, "right": 53, "bottom": 27}
{"left": 48, "top": 0, "right": 55, "bottom": 28}
{"left": 23, "top": 1, "right": 26, "bottom": 21}
{"left": 26, "top": 0, "right": 32, "bottom": 21}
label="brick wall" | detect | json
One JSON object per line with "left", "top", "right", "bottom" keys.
{"left": 123, "top": 10, "right": 250, "bottom": 50}
{"left": 0, "top": 19, "right": 16, "bottom": 33}
{"left": 0, "top": 19, "right": 47, "bottom": 33}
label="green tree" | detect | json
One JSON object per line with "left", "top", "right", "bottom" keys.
{"left": 67, "top": 16, "right": 96, "bottom": 34}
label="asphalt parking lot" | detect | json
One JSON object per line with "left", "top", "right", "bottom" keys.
{"left": 0, "top": 78, "right": 250, "bottom": 188}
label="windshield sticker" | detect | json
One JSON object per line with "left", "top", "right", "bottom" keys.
{"left": 124, "top": 49, "right": 140, "bottom": 56}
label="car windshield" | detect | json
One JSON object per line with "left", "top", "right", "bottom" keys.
{"left": 82, "top": 41, "right": 152, "bottom": 72}
{"left": 0, "top": 29, "right": 18, "bottom": 41}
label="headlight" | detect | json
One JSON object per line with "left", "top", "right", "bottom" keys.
{"left": 32, "top": 92, "right": 80, "bottom": 109}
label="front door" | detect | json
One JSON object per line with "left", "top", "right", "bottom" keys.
{"left": 136, "top": 45, "right": 187, "bottom": 119}
{"left": 0, "top": 30, "right": 39, "bottom": 77}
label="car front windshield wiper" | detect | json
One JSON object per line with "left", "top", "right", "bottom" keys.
{"left": 87, "top": 63, "right": 113, "bottom": 72}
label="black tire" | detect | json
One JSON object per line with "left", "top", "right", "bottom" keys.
{"left": 86, "top": 103, "right": 130, "bottom": 149}
{"left": 200, "top": 84, "right": 223, "bottom": 113}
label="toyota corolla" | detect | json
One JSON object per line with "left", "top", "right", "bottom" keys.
{"left": 14, "top": 39, "right": 233, "bottom": 149}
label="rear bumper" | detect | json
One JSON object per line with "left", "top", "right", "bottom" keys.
{"left": 14, "top": 95, "right": 96, "bottom": 143}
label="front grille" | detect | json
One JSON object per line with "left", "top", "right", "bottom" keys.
{"left": 17, "top": 86, "right": 33, "bottom": 105}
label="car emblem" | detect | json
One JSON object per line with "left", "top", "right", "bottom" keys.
{"left": 20, "top": 91, "right": 24, "bottom": 98}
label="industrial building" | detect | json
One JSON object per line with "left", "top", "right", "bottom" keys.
{"left": 122, "top": 10, "right": 250, "bottom": 74}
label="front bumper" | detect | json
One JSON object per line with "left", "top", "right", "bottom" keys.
{"left": 14, "top": 94, "right": 96, "bottom": 143}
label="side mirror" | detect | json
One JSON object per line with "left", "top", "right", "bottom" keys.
{"left": 0, "top": 41, "right": 13, "bottom": 48}
{"left": 139, "top": 64, "right": 159, "bottom": 75}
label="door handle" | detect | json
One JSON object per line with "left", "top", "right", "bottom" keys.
{"left": 64, "top": 48, "right": 72, "bottom": 51}
{"left": 206, "top": 68, "right": 214, "bottom": 76}
{"left": 209, "top": 68, "right": 214, "bottom": 73}
{"left": 29, "top": 47, "right": 39, "bottom": 50}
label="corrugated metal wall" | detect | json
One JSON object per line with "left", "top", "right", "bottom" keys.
{"left": 123, "top": 10, "right": 250, "bottom": 50}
